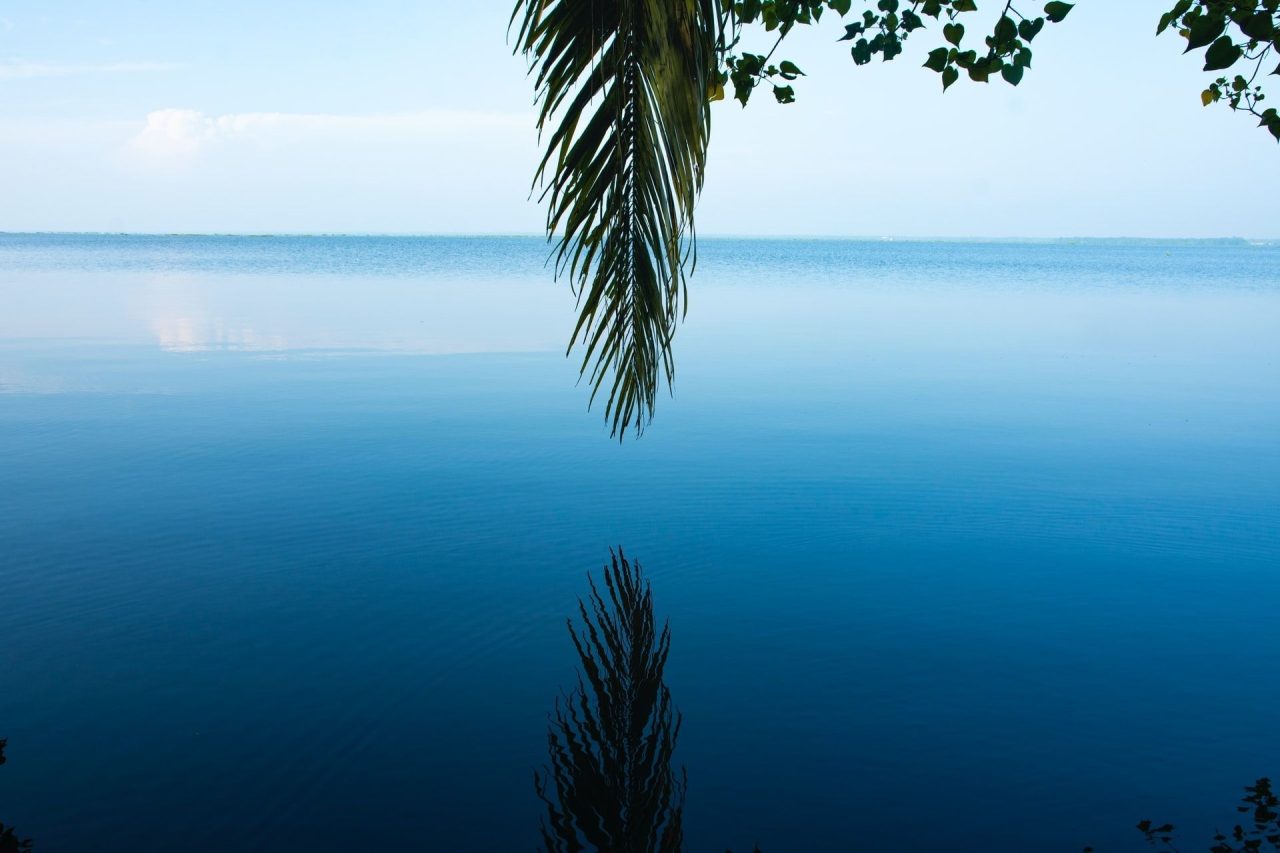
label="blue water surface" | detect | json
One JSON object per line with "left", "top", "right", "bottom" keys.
{"left": 1, "top": 234, "right": 1278, "bottom": 851}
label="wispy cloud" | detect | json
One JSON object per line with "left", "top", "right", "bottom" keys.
{"left": 0, "top": 60, "right": 179, "bottom": 80}
{"left": 129, "top": 108, "right": 528, "bottom": 161}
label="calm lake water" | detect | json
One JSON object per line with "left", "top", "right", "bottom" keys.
{"left": 1, "top": 234, "right": 1278, "bottom": 851}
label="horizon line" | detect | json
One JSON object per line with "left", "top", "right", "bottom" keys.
{"left": 1, "top": 231, "right": 1275, "bottom": 244}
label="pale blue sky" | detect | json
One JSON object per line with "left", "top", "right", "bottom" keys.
{"left": 0, "top": 1, "right": 1276, "bottom": 237}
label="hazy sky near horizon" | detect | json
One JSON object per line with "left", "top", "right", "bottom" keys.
{"left": 1, "top": 1, "right": 1276, "bottom": 238}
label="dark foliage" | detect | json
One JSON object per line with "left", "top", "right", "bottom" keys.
{"left": 536, "top": 550, "right": 686, "bottom": 852}
{"left": 0, "top": 740, "right": 34, "bottom": 853}
{"left": 1160, "top": 0, "right": 1280, "bottom": 140}
{"left": 1133, "top": 777, "right": 1280, "bottom": 852}
{"left": 722, "top": 0, "right": 1074, "bottom": 105}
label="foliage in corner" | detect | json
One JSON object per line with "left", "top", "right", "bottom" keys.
{"left": 1159, "top": 0, "right": 1280, "bottom": 141}
{"left": 720, "top": 0, "right": 1074, "bottom": 106}
{"left": 0, "top": 740, "right": 34, "bottom": 853}
{"left": 535, "top": 550, "right": 686, "bottom": 852}
{"left": 1132, "top": 777, "right": 1280, "bottom": 852}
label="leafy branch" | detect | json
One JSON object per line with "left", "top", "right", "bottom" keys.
{"left": 1159, "top": 0, "right": 1280, "bottom": 140}
{"left": 719, "top": 0, "right": 1075, "bottom": 105}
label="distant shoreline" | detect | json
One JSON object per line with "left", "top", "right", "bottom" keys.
{"left": 0, "top": 232, "right": 1273, "bottom": 246}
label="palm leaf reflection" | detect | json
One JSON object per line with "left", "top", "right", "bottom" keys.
{"left": 536, "top": 549, "right": 685, "bottom": 853}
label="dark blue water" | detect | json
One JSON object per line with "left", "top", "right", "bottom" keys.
{"left": 1, "top": 234, "right": 1278, "bottom": 851}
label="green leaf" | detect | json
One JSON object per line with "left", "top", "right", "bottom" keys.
{"left": 994, "top": 15, "right": 1017, "bottom": 43}
{"left": 1018, "top": 17, "right": 1045, "bottom": 41}
{"left": 839, "top": 21, "right": 865, "bottom": 41}
{"left": 1044, "top": 2, "right": 1073, "bottom": 23}
{"left": 1184, "top": 15, "right": 1226, "bottom": 51}
{"left": 941, "top": 65, "right": 959, "bottom": 90}
{"left": 1260, "top": 108, "right": 1280, "bottom": 141}
{"left": 829, "top": 0, "right": 852, "bottom": 15}
{"left": 952, "top": 0, "right": 977, "bottom": 12}
{"left": 1157, "top": 0, "right": 1193, "bottom": 35}
{"left": 943, "top": 22, "right": 964, "bottom": 46}
{"left": 1203, "top": 36, "right": 1242, "bottom": 72}
{"left": 772, "top": 84, "right": 796, "bottom": 103}
{"left": 1001, "top": 63, "right": 1024, "bottom": 85}
{"left": 923, "top": 47, "right": 949, "bottom": 72}
{"left": 1238, "top": 12, "right": 1274, "bottom": 42}
{"left": 778, "top": 60, "right": 804, "bottom": 79}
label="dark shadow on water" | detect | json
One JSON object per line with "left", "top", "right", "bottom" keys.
{"left": 0, "top": 740, "right": 33, "bottom": 853}
{"left": 1121, "top": 777, "right": 1279, "bottom": 853}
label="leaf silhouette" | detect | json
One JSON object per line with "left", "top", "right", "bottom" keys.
{"left": 535, "top": 549, "right": 685, "bottom": 852}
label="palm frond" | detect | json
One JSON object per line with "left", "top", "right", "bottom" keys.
{"left": 513, "top": 0, "right": 723, "bottom": 438}
{"left": 535, "top": 549, "right": 685, "bottom": 852}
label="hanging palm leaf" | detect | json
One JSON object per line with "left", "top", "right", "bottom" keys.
{"left": 512, "top": 0, "right": 723, "bottom": 438}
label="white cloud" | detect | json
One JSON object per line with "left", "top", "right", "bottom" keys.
{"left": 129, "top": 107, "right": 528, "bottom": 160}
{"left": 131, "top": 109, "right": 218, "bottom": 158}
{"left": 0, "top": 59, "right": 179, "bottom": 80}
